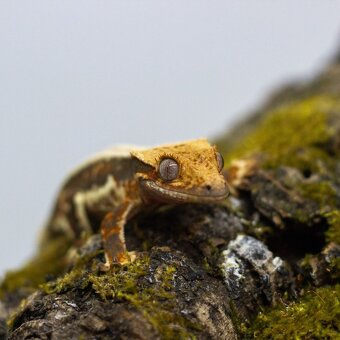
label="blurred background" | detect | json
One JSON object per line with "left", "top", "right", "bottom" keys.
{"left": 1, "top": 1, "right": 340, "bottom": 275}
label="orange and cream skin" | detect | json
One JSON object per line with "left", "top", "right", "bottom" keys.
{"left": 43, "top": 139, "right": 229, "bottom": 269}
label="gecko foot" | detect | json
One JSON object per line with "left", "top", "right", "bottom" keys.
{"left": 98, "top": 251, "right": 138, "bottom": 272}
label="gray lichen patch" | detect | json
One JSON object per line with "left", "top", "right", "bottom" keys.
{"left": 219, "top": 235, "right": 293, "bottom": 319}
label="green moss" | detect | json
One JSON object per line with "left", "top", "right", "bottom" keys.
{"left": 6, "top": 296, "right": 28, "bottom": 330}
{"left": 43, "top": 254, "right": 199, "bottom": 339}
{"left": 225, "top": 96, "right": 337, "bottom": 172}
{"left": 0, "top": 237, "right": 71, "bottom": 299}
{"left": 245, "top": 285, "right": 340, "bottom": 339}
{"left": 89, "top": 258, "right": 199, "bottom": 339}
{"left": 221, "top": 95, "right": 340, "bottom": 338}
{"left": 87, "top": 256, "right": 151, "bottom": 300}
{"left": 224, "top": 95, "right": 340, "bottom": 245}
{"left": 298, "top": 182, "right": 339, "bottom": 244}
{"left": 42, "top": 247, "right": 102, "bottom": 294}
{"left": 298, "top": 181, "right": 337, "bottom": 208}
{"left": 325, "top": 210, "right": 340, "bottom": 244}
{"left": 43, "top": 266, "right": 88, "bottom": 294}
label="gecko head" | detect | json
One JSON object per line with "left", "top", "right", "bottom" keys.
{"left": 131, "top": 139, "right": 229, "bottom": 204}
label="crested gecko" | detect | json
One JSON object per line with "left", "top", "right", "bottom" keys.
{"left": 43, "top": 139, "right": 229, "bottom": 270}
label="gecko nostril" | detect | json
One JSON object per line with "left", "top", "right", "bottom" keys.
{"left": 206, "top": 185, "right": 211, "bottom": 191}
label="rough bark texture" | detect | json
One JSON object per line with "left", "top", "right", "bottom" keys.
{"left": 1, "top": 54, "right": 339, "bottom": 339}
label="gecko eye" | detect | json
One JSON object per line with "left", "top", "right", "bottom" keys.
{"left": 159, "top": 158, "right": 179, "bottom": 181}
{"left": 216, "top": 152, "right": 224, "bottom": 172}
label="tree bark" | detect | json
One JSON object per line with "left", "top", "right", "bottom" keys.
{"left": 1, "top": 54, "right": 339, "bottom": 340}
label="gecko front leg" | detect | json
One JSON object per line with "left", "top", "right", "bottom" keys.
{"left": 100, "top": 201, "right": 137, "bottom": 270}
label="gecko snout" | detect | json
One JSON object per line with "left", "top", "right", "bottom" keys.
{"left": 201, "top": 182, "right": 229, "bottom": 200}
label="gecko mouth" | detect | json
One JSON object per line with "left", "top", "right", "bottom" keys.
{"left": 140, "top": 180, "right": 229, "bottom": 204}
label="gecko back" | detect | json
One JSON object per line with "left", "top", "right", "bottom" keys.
{"left": 41, "top": 147, "right": 140, "bottom": 246}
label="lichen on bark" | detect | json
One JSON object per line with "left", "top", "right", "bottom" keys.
{"left": 216, "top": 57, "right": 340, "bottom": 338}
{"left": 1, "top": 54, "right": 340, "bottom": 340}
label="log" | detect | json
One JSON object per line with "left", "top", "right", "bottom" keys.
{"left": 1, "top": 54, "right": 339, "bottom": 340}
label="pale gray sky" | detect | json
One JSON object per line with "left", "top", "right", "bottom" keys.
{"left": 1, "top": 1, "right": 340, "bottom": 275}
